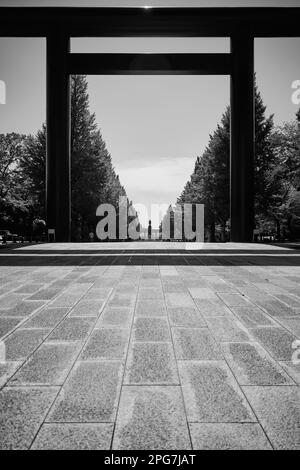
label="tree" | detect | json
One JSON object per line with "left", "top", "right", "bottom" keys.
{"left": 266, "top": 121, "right": 300, "bottom": 240}
{"left": 71, "top": 75, "right": 131, "bottom": 240}
{"left": 0, "top": 132, "right": 33, "bottom": 233}
{"left": 21, "top": 75, "right": 129, "bottom": 241}
{"left": 21, "top": 124, "right": 46, "bottom": 218}
{"left": 254, "top": 85, "right": 275, "bottom": 219}
{"left": 178, "top": 82, "right": 274, "bottom": 241}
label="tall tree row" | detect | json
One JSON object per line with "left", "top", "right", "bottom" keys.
{"left": 178, "top": 84, "right": 300, "bottom": 241}
{"left": 0, "top": 75, "right": 128, "bottom": 240}
{"left": 70, "top": 75, "right": 126, "bottom": 240}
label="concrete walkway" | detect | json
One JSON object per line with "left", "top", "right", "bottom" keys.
{"left": 0, "top": 243, "right": 299, "bottom": 450}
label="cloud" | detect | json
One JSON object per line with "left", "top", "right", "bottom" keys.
{"left": 117, "top": 156, "right": 196, "bottom": 228}
{"left": 118, "top": 156, "right": 195, "bottom": 196}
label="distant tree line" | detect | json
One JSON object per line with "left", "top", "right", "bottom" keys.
{"left": 0, "top": 75, "right": 130, "bottom": 241}
{"left": 177, "top": 83, "right": 300, "bottom": 242}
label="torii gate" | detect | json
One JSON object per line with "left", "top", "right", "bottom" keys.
{"left": 1, "top": 6, "right": 299, "bottom": 242}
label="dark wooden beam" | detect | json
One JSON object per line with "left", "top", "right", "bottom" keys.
{"left": 230, "top": 35, "right": 255, "bottom": 243}
{"left": 46, "top": 34, "right": 71, "bottom": 242}
{"left": 68, "top": 53, "right": 232, "bottom": 75}
{"left": 0, "top": 7, "right": 299, "bottom": 37}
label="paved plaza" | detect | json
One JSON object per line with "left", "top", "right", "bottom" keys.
{"left": 0, "top": 242, "right": 299, "bottom": 450}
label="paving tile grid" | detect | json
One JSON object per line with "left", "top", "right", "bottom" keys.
{"left": 0, "top": 242, "right": 299, "bottom": 450}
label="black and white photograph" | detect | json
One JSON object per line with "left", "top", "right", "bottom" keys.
{"left": 0, "top": 0, "right": 300, "bottom": 454}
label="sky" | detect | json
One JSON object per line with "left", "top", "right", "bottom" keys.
{"left": 0, "top": 0, "right": 300, "bottom": 228}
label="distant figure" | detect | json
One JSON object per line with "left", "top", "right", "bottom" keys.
{"left": 147, "top": 220, "right": 152, "bottom": 240}
{"left": 32, "top": 217, "right": 46, "bottom": 243}
{"left": 88, "top": 231, "right": 95, "bottom": 242}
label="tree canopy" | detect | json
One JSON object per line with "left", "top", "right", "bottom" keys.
{"left": 178, "top": 85, "right": 300, "bottom": 241}
{"left": 0, "top": 75, "right": 129, "bottom": 241}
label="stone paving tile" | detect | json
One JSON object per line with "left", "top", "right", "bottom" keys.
{"left": 172, "top": 328, "right": 223, "bottom": 360}
{"left": 254, "top": 282, "right": 286, "bottom": 294}
{"left": 27, "top": 288, "right": 60, "bottom": 301}
{"left": 243, "top": 386, "right": 300, "bottom": 450}
{"left": 230, "top": 305, "right": 275, "bottom": 328}
{"left": 14, "top": 283, "right": 44, "bottom": 294}
{"left": 0, "top": 293, "right": 27, "bottom": 309}
{"left": 158, "top": 268, "right": 176, "bottom": 277}
{"left": 76, "top": 276, "right": 98, "bottom": 284}
{"left": 0, "top": 317, "right": 23, "bottom": 339}
{"left": 0, "top": 286, "right": 13, "bottom": 296}
{"left": 0, "top": 386, "right": 58, "bottom": 449}
{"left": 49, "top": 290, "right": 85, "bottom": 307}
{"left": 255, "top": 298, "right": 297, "bottom": 318}
{"left": 162, "top": 282, "right": 186, "bottom": 293}
{"left": 48, "top": 317, "right": 95, "bottom": 342}
{"left": 0, "top": 361, "right": 21, "bottom": 388}
{"left": 81, "top": 328, "right": 129, "bottom": 360}
{"left": 285, "top": 275, "right": 300, "bottom": 282}
{"left": 236, "top": 286, "right": 266, "bottom": 300}
{"left": 184, "top": 279, "right": 209, "bottom": 289}
{"left": 83, "top": 287, "right": 112, "bottom": 300}
{"left": 93, "top": 278, "right": 119, "bottom": 288}
{"left": 49, "top": 279, "right": 72, "bottom": 290}
{"left": 117, "top": 282, "right": 139, "bottom": 291}
{"left": 125, "top": 342, "right": 179, "bottom": 385}
{"left": 288, "top": 288, "right": 300, "bottom": 299}
{"left": 133, "top": 317, "right": 171, "bottom": 342}
{"left": 135, "top": 299, "right": 167, "bottom": 316}
{"left": 108, "top": 294, "right": 136, "bottom": 308}
{"left": 188, "top": 288, "right": 218, "bottom": 300}
{"left": 267, "top": 277, "right": 299, "bottom": 291}
{"left": 24, "top": 307, "right": 69, "bottom": 328}
{"left": 4, "top": 328, "right": 49, "bottom": 361}
{"left": 279, "top": 361, "right": 300, "bottom": 385}
{"left": 222, "top": 342, "right": 293, "bottom": 385}
{"left": 165, "top": 293, "right": 194, "bottom": 308}
{"left": 217, "top": 292, "right": 251, "bottom": 307}
{"left": 0, "top": 300, "right": 45, "bottom": 318}
{"left": 250, "top": 326, "right": 297, "bottom": 361}
{"left": 113, "top": 386, "right": 191, "bottom": 450}
{"left": 46, "top": 361, "right": 123, "bottom": 422}
{"left": 140, "top": 279, "right": 162, "bottom": 289}
{"left": 161, "top": 267, "right": 178, "bottom": 275}
{"left": 115, "top": 285, "right": 138, "bottom": 295}
{"left": 194, "top": 299, "right": 233, "bottom": 318}
{"left": 31, "top": 423, "right": 114, "bottom": 450}
{"left": 141, "top": 272, "right": 158, "bottom": 279}
{"left": 9, "top": 342, "right": 80, "bottom": 385}
{"left": 273, "top": 293, "right": 300, "bottom": 309}
{"left": 202, "top": 276, "right": 232, "bottom": 291}
{"left": 138, "top": 287, "right": 164, "bottom": 299}
{"left": 178, "top": 361, "right": 256, "bottom": 423}
{"left": 95, "top": 307, "right": 133, "bottom": 328}
{"left": 206, "top": 317, "right": 252, "bottom": 342}
{"left": 190, "top": 423, "right": 272, "bottom": 450}
{"left": 215, "top": 286, "right": 240, "bottom": 295}
{"left": 67, "top": 283, "right": 93, "bottom": 293}
{"left": 168, "top": 307, "right": 207, "bottom": 328}
{"left": 69, "top": 300, "right": 103, "bottom": 317}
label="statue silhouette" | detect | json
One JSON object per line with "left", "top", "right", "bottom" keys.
{"left": 147, "top": 220, "right": 152, "bottom": 240}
